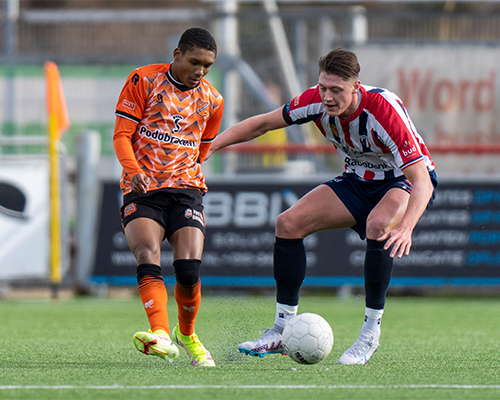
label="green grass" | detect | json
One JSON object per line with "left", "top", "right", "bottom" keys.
{"left": 0, "top": 293, "right": 499, "bottom": 400}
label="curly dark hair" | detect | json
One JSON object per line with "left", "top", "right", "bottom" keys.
{"left": 318, "top": 48, "right": 360, "bottom": 80}
{"left": 178, "top": 27, "right": 217, "bottom": 56}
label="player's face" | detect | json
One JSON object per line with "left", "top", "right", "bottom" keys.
{"left": 171, "top": 47, "right": 216, "bottom": 88}
{"left": 318, "top": 72, "right": 360, "bottom": 118}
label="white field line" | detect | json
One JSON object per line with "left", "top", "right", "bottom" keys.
{"left": 0, "top": 385, "right": 499, "bottom": 390}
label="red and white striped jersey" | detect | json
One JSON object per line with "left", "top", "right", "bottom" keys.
{"left": 283, "top": 84, "right": 435, "bottom": 181}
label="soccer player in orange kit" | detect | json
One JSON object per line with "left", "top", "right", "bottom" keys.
{"left": 113, "top": 27, "right": 223, "bottom": 367}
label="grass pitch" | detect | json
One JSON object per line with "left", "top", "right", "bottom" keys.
{"left": 0, "top": 292, "right": 499, "bottom": 400}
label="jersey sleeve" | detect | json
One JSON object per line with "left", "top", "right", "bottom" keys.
{"left": 113, "top": 116, "right": 143, "bottom": 176}
{"left": 198, "top": 97, "right": 224, "bottom": 164}
{"left": 115, "top": 69, "right": 147, "bottom": 124}
{"left": 114, "top": 69, "right": 148, "bottom": 176}
{"left": 282, "top": 85, "right": 324, "bottom": 126}
{"left": 393, "top": 100, "right": 425, "bottom": 170}
{"left": 372, "top": 93, "right": 424, "bottom": 170}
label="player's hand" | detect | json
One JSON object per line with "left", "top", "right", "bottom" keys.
{"left": 377, "top": 226, "right": 412, "bottom": 259}
{"left": 131, "top": 173, "right": 150, "bottom": 193}
{"left": 205, "top": 147, "right": 215, "bottom": 161}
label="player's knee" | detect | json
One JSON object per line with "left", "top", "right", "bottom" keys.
{"left": 276, "top": 211, "right": 302, "bottom": 238}
{"left": 132, "top": 243, "right": 161, "bottom": 265}
{"left": 366, "top": 217, "right": 389, "bottom": 240}
{"left": 173, "top": 259, "right": 201, "bottom": 287}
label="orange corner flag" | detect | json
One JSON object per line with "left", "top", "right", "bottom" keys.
{"left": 44, "top": 61, "right": 70, "bottom": 139}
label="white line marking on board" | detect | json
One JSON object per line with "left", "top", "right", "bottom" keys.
{"left": 0, "top": 385, "right": 499, "bottom": 390}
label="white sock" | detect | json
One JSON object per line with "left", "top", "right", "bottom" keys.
{"left": 273, "top": 303, "right": 298, "bottom": 334}
{"left": 362, "top": 307, "right": 383, "bottom": 334}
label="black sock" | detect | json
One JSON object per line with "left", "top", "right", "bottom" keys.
{"left": 274, "top": 237, "right": 306, "bottom": 305}
{"left": 364, "top": 239, "right": 393, "bottom": 310}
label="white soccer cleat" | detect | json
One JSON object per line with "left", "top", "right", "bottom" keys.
{"left": 238, "top": 328, "right": 285, "bottom": 357}
{"left": 338, "top": 331, "right": 380, "bottom": 365}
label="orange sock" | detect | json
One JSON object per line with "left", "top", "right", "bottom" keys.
{"left": 175, "top": 280, "right": 201, "bottom": 336}
{"left": 138, "top": 275, "right": 169, "bottom": 334}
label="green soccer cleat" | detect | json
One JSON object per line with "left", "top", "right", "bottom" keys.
{"left": 172, "top": 324, "right": 215, "bottom": 367}
{"left": 133, "top": 330, "right": 179, "bottom": 362}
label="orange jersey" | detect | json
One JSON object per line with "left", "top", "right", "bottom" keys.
{"left": 114, "top": 63, "right": 224, "bottom": 195}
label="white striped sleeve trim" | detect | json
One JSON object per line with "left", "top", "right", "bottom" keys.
{"left": 115, "top": 110, "right": 141, "bottom": 124}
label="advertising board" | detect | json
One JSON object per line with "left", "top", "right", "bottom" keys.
{"left": 93, "top": 179, "right": 500, "bottom": 287}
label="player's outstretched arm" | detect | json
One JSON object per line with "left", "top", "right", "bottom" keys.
{"left": 378, "top": 161, "right": 434, "bottom": 258}
{"left": 206, "top": 107, "right": 288, "bottom": 160}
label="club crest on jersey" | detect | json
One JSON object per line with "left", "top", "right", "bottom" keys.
{"left": 329, "top": 121, "right": 340, "bottom": 142}
{"left": 196, "top": 99, "right": 209, "bottom": 117}
{"left": 123, "top": 202, "right": 137, "bottom": 217}
{"left": 122, "top": 99, "right": 136, "bottom": 111}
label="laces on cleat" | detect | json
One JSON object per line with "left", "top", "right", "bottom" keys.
{"left": 338, "top": 331, "right": 379, "bottom": 365}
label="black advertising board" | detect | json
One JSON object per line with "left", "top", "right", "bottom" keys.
{"left": 92, "top": 179, "right": 500, "bottom": 287}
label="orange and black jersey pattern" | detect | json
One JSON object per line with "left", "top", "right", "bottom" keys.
{"left": 114, "top": 63, "right": 224, "bottom": 195}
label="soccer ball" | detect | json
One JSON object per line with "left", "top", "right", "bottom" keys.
{"left": 282, "top": 313, "right": 334, "bottom": 364}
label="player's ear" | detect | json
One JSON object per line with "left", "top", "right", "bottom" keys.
{"left": 173, "top": 47, "right": 182, "bottom": 61}
{"left": 352, "top": 79, "right": 361, "bottom": 93}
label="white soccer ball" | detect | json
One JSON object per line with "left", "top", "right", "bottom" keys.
{"left": 282, "top": 313, "right": 334, "bottom": 364}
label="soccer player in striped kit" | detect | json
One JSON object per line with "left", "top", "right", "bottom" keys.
{"left": 207, "top": 48, "right": 437, "bottom": 364}
{"left": 113, "top": 28, "right": 223, "bottom": 367}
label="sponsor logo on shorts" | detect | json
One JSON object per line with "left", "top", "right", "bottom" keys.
{"left": 399, "top": 179, "right": 413, "bottom": 193}
{"left": 122, "top": 99, "right": 136, "bottom": 111}
{"left": 184, "top": 208, "right": 205, "bottom": 226}
{"left": 123, "top": 202, "right": 137, "bottom": 217}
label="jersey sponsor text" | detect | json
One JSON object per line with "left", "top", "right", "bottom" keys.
{"left": 138, "top": 125, "right": 197, "bottom": 148}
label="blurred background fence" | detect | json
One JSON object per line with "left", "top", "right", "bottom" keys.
{"left": 1, "top": 0, "right": 500, "bottom": 292}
